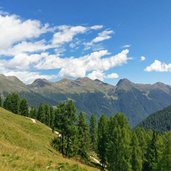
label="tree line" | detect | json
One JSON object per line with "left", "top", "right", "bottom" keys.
{"left": 1, "top": 93, "right": 171, "bottom": 171}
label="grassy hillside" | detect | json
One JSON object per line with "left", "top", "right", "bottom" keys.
{"left": 0, "top": 107, "right": 99, "bottom": 171}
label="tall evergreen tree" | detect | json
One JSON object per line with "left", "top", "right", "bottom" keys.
{"left": 37, "top": 104, "right": 45, "bottom": 122}
{"left": 107, "top": 113, "right": 132, "bottom": 171}
{"left": 50, "top": 106, "right": 55, "bottom": 130}
{"left": 131, "top": 132, "right": 143, "bottom": 171}
{"left": 29, "top": 106, "right": 37, "bottom": 119}
{"left": 44, "top": 104, "right": 50, "bottom": 126}
{"left": 3, "top": 93, "right": 20, "bottom": 114}
{"left": 78, "top": 112, "right": 90, "bottom": 159}
{"left": 54, "top": 100, "right": 78, "bottom": 157}
{"left": 97, "top": 114, "right": 108, "bottom": 169}
{"left": 135, "top": 127, "right": 147, "bottom": 165}
{"left": 159, "top": 132, "right": 171, "bottom": 171}
{"left": 143, "top": 132, "right": 162, "bottom": 171}
{"left": 20, "top": 99, "right": 29, "bottom": 116}
{"left": 89, "top": 114, "right": 97, "bottom": 151}
{"left": 0, "top": 96, "right": 2, "bottom": 107}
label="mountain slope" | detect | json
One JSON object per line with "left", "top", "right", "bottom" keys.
{"left": 0, "top": 108, "right": 98, "bottom": 171}
{"left": 138, "top": 105, "right": 171, "bottom": 132}
{"left": 1, "top": 74, "right": 171, "bottom": 126}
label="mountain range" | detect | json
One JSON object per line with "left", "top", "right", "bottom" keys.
{"left": 1, "top": 74, "right": 171, "bottom": 127}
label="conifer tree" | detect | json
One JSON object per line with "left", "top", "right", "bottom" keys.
{"left": 3, "top": 93, "right": 20, "bottom": 114}
{"left": 77, "top": 112, "right": 90, "bottom": 159}
{"left": 131, "top": 132, "right": 143, "bottom": 171}
{"left": 0, "top": 96, "right": 2, "bottom": 107}
{"left": 159, "top": 132, "right": 171, "bottom": 171}
{"left": 37, "top": 104, "right": 45, "bottom": 122}
{"left": 55, "top": 100, "right": 78, "bottom": 157}
{"left": 20, "top": 99, "right": 29, "bottom": 116}
{"left": 50, "top": 106, "right": 55, "bottom": 130}
{"left": 135, "top": 127, "right": 147, "bottom": 164}
{"left": 107, "top": 113, "right": 132, "bottom": 171}
{"left": 97, "top": 114, "right": 108, "bottom": 169}
{"left": 144, "top": 132, "right": 161, "bottom": 171}
{"left": 89, "top": 114, "right": 97, "bottom": 151}
{"left": 44, "top": 104, "right": 50, "bottom": 126}
{"left": 29, "top": 106, "right": 37, "bottom": 119}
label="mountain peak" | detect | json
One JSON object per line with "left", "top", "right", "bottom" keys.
{"left": 116, "top": 78, "right": 133, "bottom": 86}
{"left": 31, "top": 79, "right": 51, "bottom": 87}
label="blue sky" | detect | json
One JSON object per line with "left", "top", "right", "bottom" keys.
{"left": 0, "top": 0, "right": 171, "bottom": 85}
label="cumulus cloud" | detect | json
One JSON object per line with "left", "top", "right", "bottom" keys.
{"left": 85, "top": 30, "right": 114, "bottom": 49}
{"left": 0, "top": 11, "right": 130, "bottom": 83}
{"left": 87, "top": 70, "right": 105, "bottom": 81}
{"left": 87, "top": 71, "right": 119, "bottom": 81}
{"left": 35, "top": 49, "right": 129, "bottom": 79}
{"left": 0, "top": 14, "right": 50, "bottom": 50}
{"left": 140, "top": 56, "right": 146, "bottom": 61}
{"left": 145, "top": 60, "right": 171, "bottom": 72}
{"left": 106, "top": 73, "right": 119, "bottom": 79}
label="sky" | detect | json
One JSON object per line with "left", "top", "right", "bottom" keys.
{"left": 0, "top": 0, "right": 171, "bottom": 85}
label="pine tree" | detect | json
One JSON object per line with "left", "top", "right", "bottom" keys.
{"left": 135, "top": 127, "right": 148, "bottom": 167}
{"left": 97, "top": 114, "right": 108, "bottom": 169}
{"left": 44, "top": 104, "right": 50, "bottom": 126}
{"left": 37, "top": 104, "right": 45, "bottom": 122}
{"left": 3, "top": 93, "right": 20, "bottom": 114}
{"left": 50, "top": 106, "right": 55, "bottom": 130}
{"left": 159, "top": 132, "right": 171, "bottom": 171}
{"left": 89, "top": 114, "right": 97, "bottom": 151}
{"left": 0, "top": 96, "right": 2, "bottom": 107}
{"left": 29, "top": 107, "right": 37, "bottom": 118}
{"left": 143, "top": 132, "right": 161, "bottom": 171}
{"left": 20, "top": 99, "right": 29, "bottom": 116}
{"left": 54, "top": 100, "right": 78, "bottom": 157}
{"left": 106, "top": 113, "right": 132, "bottom": 171}
{"left": 78, "top": 112, "right": 90, "bottom": 160}
{"left": 131, "top": 132, "right": 143, "bottom": 171}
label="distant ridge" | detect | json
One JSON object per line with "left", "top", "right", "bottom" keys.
{"left": 1, "top": 74, "right": 171, "bottom": 126}
{"left": 138, "top": 105, "right": 171, "bottom": 132}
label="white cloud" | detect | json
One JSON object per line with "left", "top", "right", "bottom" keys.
{"left": 0, "top": 40, "right": 51, "bottom": 56}
{"left": 87, "top": 70, "right": 105, "bottom": 81}
{"left": 85, "top": 30, "right": 114, "bottom": 49}
{"left": 52, "top": 25, "right": 103, "bottom": 47}
{"left": 140, "top": 56, "right": 146, "bottom": 61}
{"left": 90, "top": 25, "right": 103, "bottom": 30}
{"left": 121, "top": 44, "right": 131, "bottom": 49}
{"left": 52, "top": 25, "right": 87, "bottom": 46}
{"left": 36, "top": 49, "right": 130, "bottom": 79}
{"left": 91, "top": 30, "right": 114, "bottom": 43}
{"left": 106, "top": 73, "right": 119, "bottom": 79}
{"left": 0, "top": 11, "right": 130, "bottom": 83}
{"left": 87, "top": 71, "right": 119, "bottom": 81}
{"left": 145, "top": 60, "right": 171, "bottom": 72}
{"left": 0, "top": 14, "right": 50, "bottom": 50}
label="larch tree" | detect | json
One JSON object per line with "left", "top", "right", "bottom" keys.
{"left": 97, "top": 114, "right": 108, "bottom": 169}
{"left": 89, "top": 114, "right": 97, "bottom": 151}
{"left": 107, "top": 113, "right": 132, "bottom": 171}
{"left": 78, "top": 112, "right": 90, "bottom": 160}
{"left": 20, "top": 98, "right": 29, "bottom": 116}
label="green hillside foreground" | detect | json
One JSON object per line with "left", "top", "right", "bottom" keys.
{"left": 0, "top": 107, "right": 99, "bottom": 171}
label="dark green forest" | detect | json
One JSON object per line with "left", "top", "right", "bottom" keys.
{"left": 139, "top": 105, "right": 171, "bottom": 133}
{"left": 1, "top": 93, "right": 171, "bottom": 171}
